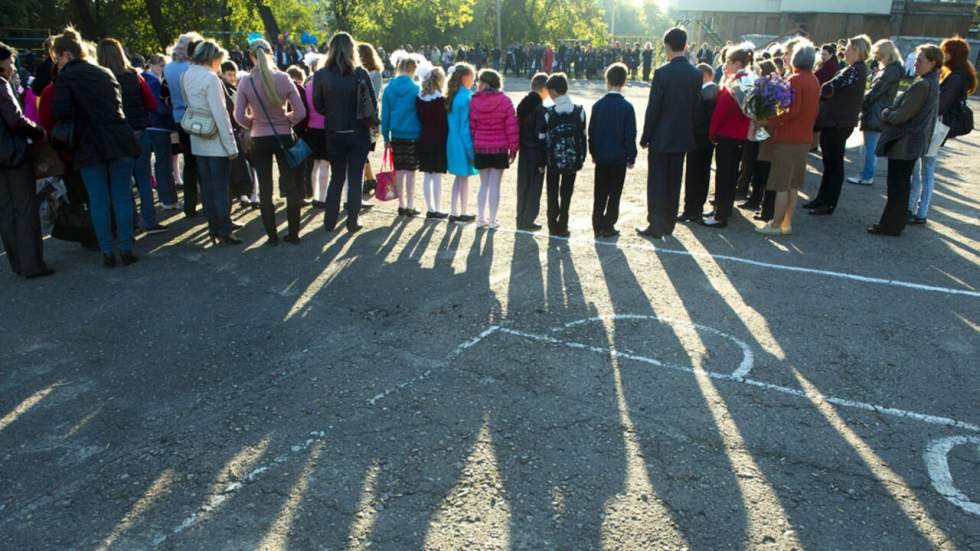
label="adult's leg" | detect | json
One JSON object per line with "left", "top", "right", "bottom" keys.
{"left": 79, "top": 164, "right": 113, "bottom": 253}
{"left": 107, "top": 157, "right": 137, "bottom": 252}
{"left": 859, "top": 131, "right": 880, "bottom": 182}
{"left": 821, "top": 127, "right": 851, "bottom": 209}
{"left": 662, "top": 154, "right": 684, "bottom": 235}
{"left": 194, "top": 156, "right": 218, "bottom": 236}
{"left": 914, "top": 156, "right": 937, "bottom": 219}
{"left": 251, "top": 137, "right": 277, "bottom": 238}
{"left": 133, "top": 131, "right": 158, "bottom": 229}
{"left": 324, "top": 138, "right": 351, "bottom": 230}
{"left": 748, "top": 160, "right": 770, "bottom": 205}
{"left": 345, "top": 134, "right": 369, "bottom": 226}
{"left": 178, "top": 129, "right": 199, "bottom": 216}
{"left": 209, "top": 156, "right": 233, "bottom": 236}
{"left": 0, "top": 164, "right": 46, "bottom": 274}
{"left": 272, "top": 142, "right": 301, "bottom": 238}
{"left": 908, "top": 157, "right": 923, "bottom": 214}
{"left": 879, "top": 158, "right": 913, "bottom": 233}
{"left": 149, "top": 129, "right": 177, "bottom": 205}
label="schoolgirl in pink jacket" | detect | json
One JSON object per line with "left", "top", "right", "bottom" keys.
{"left": 469, "top": 69, "right": 518, "bottom": 228}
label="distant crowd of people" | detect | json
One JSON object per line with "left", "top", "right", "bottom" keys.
{"left": 0, "top": 24, "right": 975, "bottom": 280}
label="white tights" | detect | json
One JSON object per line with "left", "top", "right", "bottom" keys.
{"left": 422, "top": 172, "right": 443, "bottom": 214}
{"left": 477, "top": 169, "right": 503, "bottom": 225}
{"left": 397, "top": 171, "right": 416, "bottom": 210}
{"left": 314, "top": 160, "right": 330, "bottom": 202}
{"left": 451, "top": 176, "right": 470, "bottom": 217}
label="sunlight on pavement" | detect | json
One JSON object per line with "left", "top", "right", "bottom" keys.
{"left": 424, "top": 417, "right": 512, "bottom": 549}
{"left": 96, "top": 469, "right": 175, "bottom": 551}
{"left": 0, "top": 381, "right": 61, "bottom": 432}
{"left": 193, "top": 436, "right": 272, "bottom": 525}
{"left": 346, "top": 462, "right": 381, "bottom": 551}
{"left": 257, "top": 441, "right": 324, "bottom": 550}
{"left": 628, "top": 252, "right": 803, "bottom": 548}
{"left": 791, "top": 369, "right": 953, "bottom": 550}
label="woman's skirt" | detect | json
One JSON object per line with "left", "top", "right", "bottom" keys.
{"left": 391, "top": 139, "right": 420, "bottom": 171}
{"left": 768, "top": 143, "right": 810, "bottom": 191}
{"left": 418, "top": 139, "right": 448, "bottom": 174}
{"left": 474, "top": 152, "right": 510, "bottom": 170}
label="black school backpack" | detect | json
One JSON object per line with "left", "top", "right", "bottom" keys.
{"left": 545, "top": 104, "right": 586, "bottom": 172}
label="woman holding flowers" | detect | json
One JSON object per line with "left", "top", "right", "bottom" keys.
{"left": 756, "top": 39, "right": 820, "bottom": 236}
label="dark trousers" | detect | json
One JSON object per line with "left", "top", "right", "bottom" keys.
{"left": 760, "top": 190, "right": 776, "bottom": 220}
{"left": 879, "top": 158, "right": 914, "bottom": 233}
{"left": 646, "top": 152, "right": 685, "bottom": 236}
{"left": 546, "top": 168, "right": 576, "bottom": 233}
{"left": 642, "top": 63, "right": 652, "bottom": 82}
{"left": 736, "top": 140, "right": 757, "bottom": 196}
{"left": 683, "top": 143, "right": 714, "bottom": 217}
{"left": 251, "top": 136, "right": 302, "bottom": 239}
{"left": 749, "top": 159, "right": 771, "bottom": 205}
{"left": 713, "top": 138, "right": 745, "bottom": 222}
{"left": 593, "top": 164, "right": 627, "bottom": 234}
{"left": 177, "top": 128, "right": 199, "bottom": 216}
{"left": 194, "top": 156, "right": 233, "bottom": 237}
{"left": 0, "top": 164, "right": 46, "bottom": 276}
{"left": 815, "top": 126, "right": 853, "bottom": 209}
{"left": 324, "top": 130, "right": 370, "bottom": 230}
{"left": 516, "top": 147, "right": 544, "bottom": 228}
{"left": 301, "top": 157, "right": 314, "bottom": 198}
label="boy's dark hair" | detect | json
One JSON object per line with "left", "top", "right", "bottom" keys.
{"left": 220, "top": 60, "right": 238, "bottom": 73}
{"left": 530, "top": 72, "right": 548, "bottom": 91}
{"left": 0, "top": 42, "right": 14, "bottom": 62}
{"left": 696, "top": 63, "right": 713, "bottom": 78}
{"left": 605, "top": 63, "right": 627, "bottom": 87}
{"left": 285, "top": 64, "right": 305, "bottom": 81}
{"left": 545, "top": 72, "right": 568, "bottom": 94}
{"left": 663, "top": 27, "right": 687, "bottom": 53}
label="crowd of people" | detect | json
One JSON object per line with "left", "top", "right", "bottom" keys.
{"left": 0, "top": 24, "right": 975, "bottom": 280}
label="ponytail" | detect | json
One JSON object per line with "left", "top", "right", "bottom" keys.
{"left": 445, "top": 62, "right": 475, "bottom": 112}
{"left": 249, "top": 39, "right": 283, "bottom": 106}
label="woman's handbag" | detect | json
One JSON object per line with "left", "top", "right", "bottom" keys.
{"left": 179, "top": 73, "right": 218, "bottom": 138}
{"left": 356, "top": 75, "right": 380, "bottom": 129}
{"left": 249, "top": 79, "right": 311, "bottom": 168}
{"left": 49, "top": 119, "right": 76, "bottom": 152}
{"left": 31, "top": 142, "right": 65, "bottom": 179}
{"left": 375, "top": 146, "right": 398, "bottom": 201}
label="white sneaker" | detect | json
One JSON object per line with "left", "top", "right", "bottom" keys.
{"left": 846, "top": 176, "right": 873, "bottom": 186}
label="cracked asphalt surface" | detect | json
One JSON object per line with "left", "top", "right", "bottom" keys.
{"left": 2, "top": 79, "right": 979, "bottom": 550}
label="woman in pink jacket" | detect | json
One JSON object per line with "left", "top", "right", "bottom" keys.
{"left": 469, "top": 69, "right": 518, "bottom": 229}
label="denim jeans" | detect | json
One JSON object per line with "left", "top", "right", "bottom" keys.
{"left": 132, "top": 131, "right": 158, "bottom": 229}
{"left": 79, "top": 158, "right": 137, "bottom": 253}
{"left": 909, "top": 155, "right": 938, "bottom": 218}
{"left": 324, "top": 130, "right": 370, "bottom": 230}
{"left": 859, "top": 131, "right": 881, "bottom": 182}
{"left": 148, "top": 129, "right": 177, "bottom": 205}
{"left": 195, "top": 155, "right": 233, "bottom": 236}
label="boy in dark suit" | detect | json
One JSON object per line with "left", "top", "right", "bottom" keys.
{"left": 637, "top": 27, "right": 703, "bottom": 239}
{"left": 588, "top": 63, "right": 637, "bottom": 238}
{"left": 680, "top": 63, "right": 719, "bottom": 222}
{"left": 515, "top": 73, "right": 549, "bottom": 230}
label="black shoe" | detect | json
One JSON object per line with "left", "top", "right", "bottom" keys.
{"left": 737, "top": 200, "right": 761, "bottom": 211}
{"left": 347, "top": 223, "right": 363, "bottom": 233}
{"left": 602, "top": 229, "right": 621, "bottom": 239}
{"left": 430, "top": 212, "right": 449, "bottom": 219}
{"left": 447, "top": 215, "right": 460, "bottom": 223}
{"left": 676, "top": 213, "right": 701, "bottom": 222}
{"left": 145, "top": 224, "right": 170, "bottom": 235}
{"left": 867, "top": 224, "right": 901, "bottom": 236}
{"left": 527, "top": 223, "right": 542, "bottom": 231}
{"left": 397, "top": 208, "right": 407, "bottom": 216}
{"left": 802, "top": 199, "right": 823, "bottom": 210}
{"left": 426, "top": 212, "right": 441, "bottom": 219}
{"left": 312, "top": 200, "right": 326, "bottom": 209}
{"left": 120, "top": 251, "right": 140, "bottom": 266}
{"left": 406, "top": 208, "right": 420, "bottom": 217}
{"left": 283, "top": 234, "right": 301, "bottom": 245}
{"left": 808, "top": 205, "right": 835, "bottom": 216}
{"left": 267, "top": 235, "right": 280, "bottom": 247}
{"left": 635, "top": 226, "right": 663, "bottom": 239}
{"left": 324, "top": 223, "right": 337, "bottom": 232}
{"left": 25, "top": 268, "right": 55, "bottom": 279}
{"left": 908, "top": 215, "right": 927, "bottom": 225}
{"left": 103, "top": 253, "right": 117, "bottom": 268}
{"left": 185, "top": 210, "right": 199, "bottom": 218}
{"left": 753, "top": 213, "right": 773, "bottom": 221}
{"left": 458, "top": 214, "right": 476, "bottom": 223}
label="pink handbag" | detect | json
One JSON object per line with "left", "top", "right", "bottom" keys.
{"left": 375, "top": 146, "right": 398, "bottom": 201}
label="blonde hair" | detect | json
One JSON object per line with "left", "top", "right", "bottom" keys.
{"left": 191, "top": 40, "right": 226, "bottom": 67}
{"left": 170, "top": 32, "right": 203, "bottom": 62}
{"left": 872, "top": 39, "right": 902, "bottom": 66}
{"left": 848, "top": 34, "right": 872, "bottom": 62}
{"left": 421, "top": 67, "right": 445, "bottom": 97}
{"left": 325, "top": 32, "right": 359, "bottom": 75}
{"left": 445, "top": 62, "right": 475, "bottom": 111}
{"left": 248, "top": 39, "right": 283, "bottom": 106}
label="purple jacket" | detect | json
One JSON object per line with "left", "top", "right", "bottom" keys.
{"left": 469, "top": 90, "right": 518, "bottom": 156}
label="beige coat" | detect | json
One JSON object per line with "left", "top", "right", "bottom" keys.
{"left": 181, "top": 64, "right": 237, "bottom": 158}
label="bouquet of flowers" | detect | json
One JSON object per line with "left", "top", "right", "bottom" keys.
{"left": 742, "top": 72, "right": 795, "bottom": 141}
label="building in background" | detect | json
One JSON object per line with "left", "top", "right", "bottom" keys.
{"left": 664, "top": 0, "right": 975, "bottom": 45}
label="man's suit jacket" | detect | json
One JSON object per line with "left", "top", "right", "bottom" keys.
{"left": 640, "top": 56, "right": 703, "bottom": 154}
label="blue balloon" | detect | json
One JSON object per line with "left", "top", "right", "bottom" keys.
{"left": 247, "top": 32, "right": 263, "bottom": 44}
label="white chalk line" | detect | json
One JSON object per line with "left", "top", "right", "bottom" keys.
{"left": 367, "top": 206, "right": 980, "bottom": 299}
{"left": 925, "top": 436, "right": 980, "bottom": 516}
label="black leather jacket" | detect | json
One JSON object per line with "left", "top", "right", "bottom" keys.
{"left": 312, "top": 65, "right": 375, "bottom": 133}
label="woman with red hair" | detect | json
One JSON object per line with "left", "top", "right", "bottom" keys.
{"left": 908, "top": 36, "right": 976, "bottom": 224}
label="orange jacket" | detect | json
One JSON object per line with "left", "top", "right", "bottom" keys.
{"left": 769, "top": 69, "right": 820, "bottom": 145}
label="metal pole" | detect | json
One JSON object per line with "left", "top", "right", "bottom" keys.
{"left": 496, "top": 0, "right": 502, "bottom": 51}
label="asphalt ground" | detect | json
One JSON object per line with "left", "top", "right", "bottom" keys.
{"left": 2, "top": 78, "right": 979, "bottom": 550}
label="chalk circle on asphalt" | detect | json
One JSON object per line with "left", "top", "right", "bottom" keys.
{"left": 925, "top": 436, "right": 980, "bottom": 517}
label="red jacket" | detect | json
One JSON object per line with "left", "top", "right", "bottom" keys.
{"left": 769, "top": 69, "right": 820, "bottom": 145}
{"left": 708, "top": 83, "right": 750, "bottom": 143}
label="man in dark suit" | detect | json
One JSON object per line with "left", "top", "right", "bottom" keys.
{"left": 637, "top": 27, "right": 703, "bottom": 239}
